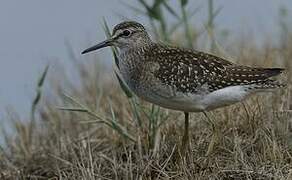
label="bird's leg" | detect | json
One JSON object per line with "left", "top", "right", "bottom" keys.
{"left": 203, "top": 111, "right": 219, "bottom": 156}
{"left": 181, "top": 112, "right": 190, "bottom": 155}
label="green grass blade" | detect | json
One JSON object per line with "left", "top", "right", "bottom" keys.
{"left": 162, "top": 1, "right": 179, "bottom": 19}
{"left": 57, "top": 107, "right": 89, "bottom": 113}
{"left": 29, "top": 64, "right": 49, "bottom": 147}
{"left": 114, "top": 71, "right": 133, "bottom": 98}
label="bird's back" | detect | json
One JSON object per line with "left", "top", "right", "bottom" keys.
{"left": 119, "top": 43, "right": 285, "bottom": 112}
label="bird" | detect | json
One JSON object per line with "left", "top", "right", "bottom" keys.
{"left": 81, "top": 21, "right": 285, "bottom": 153}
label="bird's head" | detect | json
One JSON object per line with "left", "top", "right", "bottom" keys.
{"left": 82, "top": 21, "right": 151, "bottom": 54}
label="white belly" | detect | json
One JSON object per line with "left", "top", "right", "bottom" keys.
{"left": 137, "top": 85, "right": 251, "bottom": 112}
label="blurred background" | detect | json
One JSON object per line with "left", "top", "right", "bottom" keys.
{"left": 1, "top": 1, "right": 292, "bottom": 178}
{"left": 0, "top": 0, "right": 291, "bottom": 120}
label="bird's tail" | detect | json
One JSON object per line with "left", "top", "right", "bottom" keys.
{"left": 260, "top": 68, "right": 285, "bottom": 78}
{"left": 247, "top": 79, "right": 286, "bottom": 92}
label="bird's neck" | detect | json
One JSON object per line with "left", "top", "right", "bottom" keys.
{"left": 118, "top": 42, "right": 156, "bottom": 73}
{"left": 118, "top": 41, "right": 155, "bottom": 56}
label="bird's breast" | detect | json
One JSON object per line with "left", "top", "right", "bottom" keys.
{"left": 119, "top": 52, "right": 145, "bottom": 92}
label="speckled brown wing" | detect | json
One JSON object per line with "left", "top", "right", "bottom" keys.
{"left": 150, "top": 44, "right": 284, "bottom": 93}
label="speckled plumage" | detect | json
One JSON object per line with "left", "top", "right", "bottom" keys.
{"left": 83, "top": 21, "right": 285, "bottom": 112}
{"left": 110, "top": 21, "right": 285, "bottom": 112}
{"left": 141, "top": 44, "right": 284, "bottom": 93}
{"left": 81, "top": 21, "right": 285, "bottom": 151}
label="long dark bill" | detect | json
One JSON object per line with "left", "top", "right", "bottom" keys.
{"left": 81, "top": 39, "right": 113, "bottom": 54}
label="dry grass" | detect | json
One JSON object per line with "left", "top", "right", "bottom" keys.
{"left": 1, "top": 1, "right": 292, "bottom": 179}
{"left": 1, "top": 37, "right": 291, "bottom": 179}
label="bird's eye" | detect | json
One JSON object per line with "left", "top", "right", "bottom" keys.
{"left": 122, "top": 30, "right": 131, "bottom": 37}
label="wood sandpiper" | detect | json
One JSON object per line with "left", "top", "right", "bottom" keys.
{"left": 82, "top": 21, "right": 285, "bottom": 152}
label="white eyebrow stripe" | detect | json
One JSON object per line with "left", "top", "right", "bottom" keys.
{"left": 113, "top": 29, "right": 140, "bottom": 39}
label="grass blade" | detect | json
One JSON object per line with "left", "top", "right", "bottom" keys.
{"left": 29, "top": 64, "right": 49, "bottom": 147}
